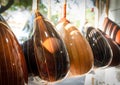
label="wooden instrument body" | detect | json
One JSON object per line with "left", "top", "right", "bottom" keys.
{"left": 56, "top": 20, "right": 94, "bottom": 76}
{"left": 86, "top": 27, "right": 120, "bottom": 67}
{"left": 102, "top": 17, "right": 120, "bottom": 46}
{"left": 0, "top": 22, "right": 28, "bottom": 85}
{"left": 86, "top": 27, "right": 112, "bottom": 67}
{"left": 99, "top": 29, "right": 120, "bottom": 66}
{"left": 33, "top": 11, "right": 70, "bottom": 82}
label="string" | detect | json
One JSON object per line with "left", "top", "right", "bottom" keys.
{"left": 106, "top": 0, "right": 109, "bottom": 17}
{"left": 63, "top": 0, "right": 67, "bottom": 18}
{"left": 47, "top": 0, "right": 51, "bottom": 21}
{"left": 32, "top": 0, "right": 40, "bottom": 12}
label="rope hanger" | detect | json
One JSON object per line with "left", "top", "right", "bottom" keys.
{"left": 63, "top": 0, "right": 67, "bottom": 18}
{"left": 32, "top": 0, "right": 40, "bottom": 11}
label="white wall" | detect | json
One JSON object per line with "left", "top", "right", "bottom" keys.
{"left": 109, "top": 0, "right": 120, "bottom": 26}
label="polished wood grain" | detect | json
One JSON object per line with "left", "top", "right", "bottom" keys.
{"left": 101, "top": 17, "right": 120, "bottom": 45}
{"left": 99, "top": 29, "right": 120, "bottom": 66}
{"left": 33, "top": 10, "right": 70, "bottom": 82}
{"left": 0, "top": 22, "right": 28, "bottom": 85}
{"left": 20, "top": 12, "right": 39, "bottom": 76}
{"left": 110, "top": 26, "right": 120, "bottom": 45}
{"left": 56, "top": 19, "right": 94, "bottom": 76}
{"left": 22, "top": 37, "right": 39, "bottom": 76}
{"left": 86, "top": 26, "right": 120, "bottom": 67}
{"left": 86, "top": 27, "right": 112, "bottom": 68}
{"left": 115, "top": 30, "right": 120, "bottom": 45}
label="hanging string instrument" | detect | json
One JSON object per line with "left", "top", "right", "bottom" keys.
{"left": 86, "top": 27, "right": 120, "bottom": 68}
{"left": 86, "top": 27, "right": 112, "bottom": 68}
{"left": 0, "top": 17, "right": 28, "bottom": 85}
{"left": 33, "top": 10, "right": 70, "bottom": 82}
{"left": 98, "top": 29, "right": 120, "bottom": 66}
{"left": 56, "top": 0, "right": 94, "bottom": 76}
{"left": 21, "top": 0, "right": 70, "bottom": 82}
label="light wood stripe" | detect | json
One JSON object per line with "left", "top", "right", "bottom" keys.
{"left": 0, "top": 22, "right": 27, "bottom": 85}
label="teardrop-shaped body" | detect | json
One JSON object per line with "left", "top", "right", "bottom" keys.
{"left": 86, "top": 27, "right": 112, "bottom": 68}
{"left": 20, "top": 13, "right": 39, "bottom": 76}
{"left": 98, "top": 29, "right": 120, "bottom": 66}
{"left": 33, "top": 11, "right": 70, "bottom": 82}
{"left": 56, "top": 19, "right": 94, "bottom": 76}
{"left": 0, "top": 22, "right": 28, "bottom": 85}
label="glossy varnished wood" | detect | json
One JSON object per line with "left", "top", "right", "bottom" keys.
{"left": 86, "top": 27, "right": 120, "bottom": 67}
{"left": 86, "top": 27, "right": 112, "bottom": 67}
{"left": 101, "top": 17, "right": 120, "bottom": 45}
{"left": 33, "top": 11, "right": 70, "bottom": 82}
{"left": 56, "top": 19, "right": 94, "bottom": 76}
{"left": 20, "top": 13, "right": 39, "bottom": 76}
{"left": 0, "top": 22, "right": 28, "bottom": 85}
{"left": 99, "top": 30, "right": 120, "bottom": 66}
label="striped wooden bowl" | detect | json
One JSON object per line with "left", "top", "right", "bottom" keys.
{"left": 33, "top": 10, "right": 70, "bottom": 82}
{"left": 86, "top": 27, "right": 112, "bottom": 68}
{"left": 56, "top": 18, "right": 94, "bottom": 76}
{"left": 0, "top": 22, "right": 28, "bottom": 85}
{"left": 99, "top": 29, "right": 120, "bottom": 66}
